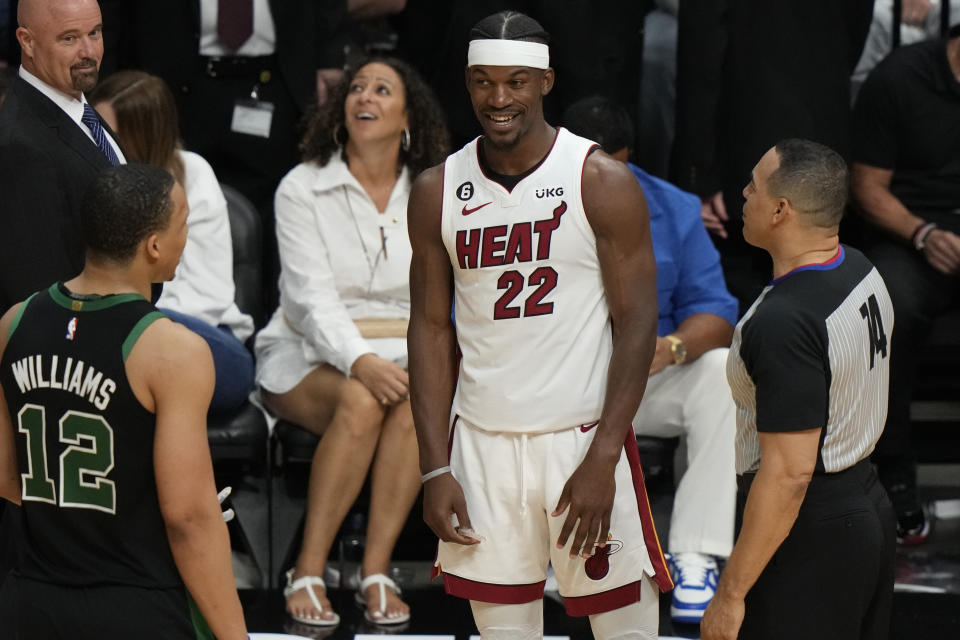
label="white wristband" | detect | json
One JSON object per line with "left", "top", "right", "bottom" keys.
{"left": 421, "top": 465, "right": 452, "bottom": 483}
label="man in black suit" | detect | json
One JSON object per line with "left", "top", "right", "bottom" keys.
{"left": 100, "top": 1, "right": 349, "bottom": 212}
{"left": 670, "top": 0, "right": 875, "bottom": 314}
{"left": 0, "top": 0, "right": 123, "bottom": 315}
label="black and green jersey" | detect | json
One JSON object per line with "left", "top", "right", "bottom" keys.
{"left": 0, "top": 283, "right": 182, "bottom": 589}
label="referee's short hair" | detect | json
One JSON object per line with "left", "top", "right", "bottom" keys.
{"left": 770, "top": 138, "right": 848, "bottom": 228}
{"left": 81, "top": 164, "right": 176, "bottom": 264}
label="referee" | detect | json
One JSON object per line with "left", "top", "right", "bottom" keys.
{"left": 701, "top": 139, "right": 897, "bottom": 640}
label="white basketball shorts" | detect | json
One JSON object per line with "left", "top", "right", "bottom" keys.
{"left": 435, "top": 416, "right": 674, "bottom": 616}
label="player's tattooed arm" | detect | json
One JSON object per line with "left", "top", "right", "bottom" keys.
{"left": 408, "top": 165, "right": 478, "bottom": 546}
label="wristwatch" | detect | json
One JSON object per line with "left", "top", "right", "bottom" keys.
{"left": 665, "top": 334, "right": 687, "bottom": 365}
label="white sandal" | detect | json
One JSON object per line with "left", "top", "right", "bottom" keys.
{"left": 354, "top": 572, "right": 411, "bottom": 625}
{"left": 283, "top": 568, "right": 340, "bottom": 627}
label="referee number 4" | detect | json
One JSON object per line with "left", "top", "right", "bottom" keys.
{"left": 859, "top": 294, "right": 888, "bottom": 370}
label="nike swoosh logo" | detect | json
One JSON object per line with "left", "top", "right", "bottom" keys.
{"left": 580, "top": 421, "right": 599, "bottom": 433}
{"left": 462, "top": 202, "right": 493, "bottom": 216}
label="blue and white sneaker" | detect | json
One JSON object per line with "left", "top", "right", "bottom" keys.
{"left": 667, "top": 552, "right": 719, "bottom": 624}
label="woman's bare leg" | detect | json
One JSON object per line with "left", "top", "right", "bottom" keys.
{"left": 264, "top": 365, "right": 385, "bottom": 623}
{"left": 360, "top": 400, "right": 420, "bottom": 621}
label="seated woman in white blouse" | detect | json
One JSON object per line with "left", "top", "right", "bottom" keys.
{"left": 90, "top": 71, "right": 256, "bottom": 414}
{"left": 255, "top": 58, "right": 449, "bottom": 627}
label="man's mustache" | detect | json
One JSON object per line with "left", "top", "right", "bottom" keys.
{"left": 71, "top": 58, "right": 98, "bottom": 72}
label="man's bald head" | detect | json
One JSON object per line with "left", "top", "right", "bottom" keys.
{"left": 17, "top": 0, "right": 96, "bottom": 28}
{"left": 16, "top": 0, "right": 103, "bottom": 98}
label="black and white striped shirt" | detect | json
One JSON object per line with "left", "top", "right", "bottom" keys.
{"left": 727, "top": 245, "right": 894, "bottom": 474}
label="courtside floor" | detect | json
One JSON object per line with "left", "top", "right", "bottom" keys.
{"left": 231, "top": 464, "right": 960, "bottom": 639}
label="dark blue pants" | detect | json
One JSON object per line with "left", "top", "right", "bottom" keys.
{"left": 159, "top": 308, "right": 255, "bottom": 415}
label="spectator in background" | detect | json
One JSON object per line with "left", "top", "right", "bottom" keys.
{"left": 671, "top": 0, "right": 874, "bottom": 314}
{"left": 255, "top": 58, "right": 448, "bottom": 627}
{"left": 99, "top": 1, "right": 408, "bottom": 312}
{"left": 0, "top": 0, "right": 125, "bottom": 315}
{"left": 636, "top": 0, "right": 679, "bottom": 179}
{"left": 89, "top": 71, "right": 256, "bottom": 415}
{"left": 564, "top": 96, "right": 738, "bottom": 626}
{"left": 850, "top": 23, "right": 960, "bottom": 545}
{"left": 852, "top": 0, "right": 959, "bottom": 99}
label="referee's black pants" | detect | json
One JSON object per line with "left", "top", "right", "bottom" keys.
{"left": 736, "top": 459, "right": 896, "bottom": 640}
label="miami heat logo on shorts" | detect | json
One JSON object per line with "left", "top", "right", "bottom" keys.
{"left": 584, "top": 536, "right": 624, "bottom": 580}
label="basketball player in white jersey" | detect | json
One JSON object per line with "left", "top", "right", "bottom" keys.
{"left": 407, "top": 11, "right": 672, "bottom": 639}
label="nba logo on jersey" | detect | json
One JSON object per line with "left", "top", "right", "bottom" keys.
{"left": 65, "top": 316, "right": 78, "bottom": 340}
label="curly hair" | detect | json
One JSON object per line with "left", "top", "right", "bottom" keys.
{"left": 299, "top": 57, "right": 450, "bottom": 177}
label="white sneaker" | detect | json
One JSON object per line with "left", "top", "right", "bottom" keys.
{"left": 667, "top": 552, "right": 719, "bottom": 624}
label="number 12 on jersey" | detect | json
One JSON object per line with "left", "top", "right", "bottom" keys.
{"left": 17, "top": 404, "right": 116, "bottom": 514}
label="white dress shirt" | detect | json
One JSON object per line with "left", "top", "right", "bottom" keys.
{"left": 19, "top": 66, "right": 126, "bottom": 163}
{"left": 198, "top": 0, "right": 276, "bottom": 56}
{"left": 156, "top": 150, "right": 254, "bottom": 341}
{"left": 255, "top": 153, "right": 411, "bottom": 390}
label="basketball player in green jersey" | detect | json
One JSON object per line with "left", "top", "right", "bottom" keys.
{"left": 0, "top": 164, "right": 247, "bottom": 639}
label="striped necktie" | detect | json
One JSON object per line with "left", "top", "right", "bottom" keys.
{"left": 81, "top": 103, "right": 121, "bottom": 166}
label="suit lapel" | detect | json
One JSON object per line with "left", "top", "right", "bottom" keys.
{"left": 13, "top": 78, "right": 111, "bottom": 170}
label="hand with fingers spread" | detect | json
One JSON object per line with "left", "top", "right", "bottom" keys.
{"left": 350, "top": 353, "right": 409, "bottom": 405}
{"left": 921, "top": 228, "right": 960, "bottom": 275}
{"left": 551, "top": 454, "right": 617, "bottom": 559}
{"left": 422, "top": 472, "right": 481, "bottom": 546}
{"left": 701, "top": 191, "right": 729, "bottom": 239}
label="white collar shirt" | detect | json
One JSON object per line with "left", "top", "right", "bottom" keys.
{"left": 259, "top": 153, "right": 412, "bottom": 375}
{"left": 198, "top": 0, "right": 276, "bottom": 56}
{"left": 18, "top": 66, "right": 126, "bottom": 164}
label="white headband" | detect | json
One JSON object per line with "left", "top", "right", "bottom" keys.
{"left": 467, "top": 39, "right": 550, "bottom": 69}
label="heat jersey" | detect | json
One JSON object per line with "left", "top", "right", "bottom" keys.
{"left": 0, "top": 284, "right": 182, "bottom": 588}
{"left": 441, "top": 128, "right": 610, "bottom": 433}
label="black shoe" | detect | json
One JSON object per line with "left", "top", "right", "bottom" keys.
{"left": 896, "top": 505, "right": 930, "bottom": 546}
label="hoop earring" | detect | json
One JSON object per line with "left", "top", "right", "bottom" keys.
{"left": 332, "top": 123, "right": 347, "bottom": 147}
{"left": 401, "top": 128, "right": 411, "bottom": 152}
